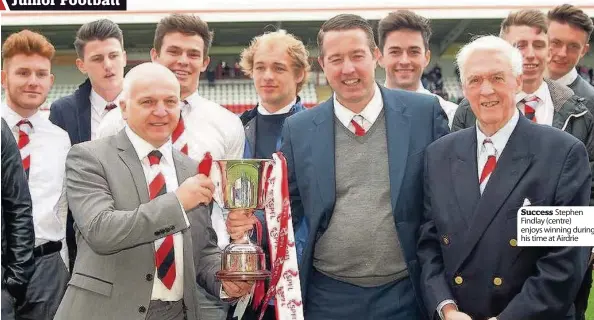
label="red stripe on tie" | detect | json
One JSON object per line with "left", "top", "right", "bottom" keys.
{"left": 155, "top": 235, "right": 175, "bottom": 289}
{"left": 161, "top": 259, "right": 176, "bottom": 290}
{"left": 479, "top": 155, "right": 496, "bottom": 184}
{"left": 22, "top": 155, "right": 30, "bottom": 171}
{"left": 351, "top": 119, "right": 366, "bottom": 136}
{"left": 149, "top": 173, "right": 166, "bottom": 200}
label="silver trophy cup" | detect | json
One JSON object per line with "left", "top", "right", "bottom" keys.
{"left": 214, "top": 159, "right": 273, "bottom": 281}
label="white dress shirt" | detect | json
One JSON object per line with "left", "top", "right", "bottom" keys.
{"left": 415, "top": 82, "right": 459, "bottom": 129}
{"left": 476, "top": 108, "right": 520, "bottom": 190}
{"left": 334, "top": 84, "right": 384, "bottom": 132}
{"left": 556, "top": 68, "right": 579, "bottom": 87}
{"left": 2, "top": 104, "right": 70, "bottom": 248}
{"left": 516, "top": 81, "right": 554, "bottom": 126}
{"left": 257, "top": 98, "right": 297, "bottom": 115}
{"left": 98, "top": 92, "right": 244, "bottom": 249}
{"left": 90, "top": 89, "right": 122, "bottom": 141}
{"left": 125, "top": 126, "right": 189, "bottom": 301}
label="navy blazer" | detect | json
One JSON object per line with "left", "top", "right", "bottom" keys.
{"left": 418, "top": 115, "right": 591, "bottom": 320}
{"left": 49, "top": 79, "right": 93, "bottom": 145}
{"left": 280, "top": 85, "right": 449, "bottom": 318}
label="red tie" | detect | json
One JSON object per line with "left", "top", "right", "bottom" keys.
{"left": 16, "top": 119, "right": 32, "bottom": 180}
{"left": 479, "top": 139, "right": 497, "bottom": 193}
{"left": 172, "top": 101, "right": 188, "bottom": 155}
{"left": 522, "top": 95, "right": 539, "bottom": 123}
{"left": 148, "top": 150, "right": 176, "bottom": 289}
{"left": 351, "top": 117, "right": 366, "bottom": 136}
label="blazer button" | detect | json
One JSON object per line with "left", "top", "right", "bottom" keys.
{"left": 146, "top": 274, "right": 153, "bottom": 281}
{"left": 509, "top": 239, "right": 517, "bottom": 247}
{"left": 493, "top": 277, "right": 503, "bottom": 286}
{"left": 454, "top": 276, "right": 463, "bottom": 285}
{"left": 442, "top": 235, "right": 450, "bottom": 245}
{"left": 138, "top": 306, "right": 146, "bottom": 313}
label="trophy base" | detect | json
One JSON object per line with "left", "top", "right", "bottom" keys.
{"left": 216, "top": 270, "right": 271, "bottom": 281}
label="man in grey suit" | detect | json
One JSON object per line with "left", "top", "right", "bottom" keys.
{"left": 55, "top": 63, "right": 251, "bottom": 320}
{"left": 547, "top": 4, "right": 594, "bottom": 114}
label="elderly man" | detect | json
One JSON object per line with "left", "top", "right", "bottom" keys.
{"left": 418, "top": 35, "right": 591, "bottom": 320}
{"left": 54, "top": 63, "right": 251, "bottom": 320}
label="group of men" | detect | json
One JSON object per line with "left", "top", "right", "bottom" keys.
{"left": 1, "top": 4, "right": 593, "bottom": 320}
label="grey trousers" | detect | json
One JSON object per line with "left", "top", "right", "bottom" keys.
{"left": 1, "top": 289, "right": 15, "bottom": 320}
{"left": 146, "top": 300, "right": 185, "bottom": 320}
{"left": 196, "top": 285, "right": 229, "bottom": 320}
{"left": 15, "top": 251, "right": 69, "bottom": 320}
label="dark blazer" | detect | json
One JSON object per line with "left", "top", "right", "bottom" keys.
{"left": 280, "top": 85, "right": 449, "bottom": 319}
{"left": 48, "top": 79, "right": 93, "bottom": 270}
{"left": 49, "top": 79, "right": 93, "bottom": 145}
{"left": 418, "top": 115, "right": 591, "bottom": 320}
{"left": 1, "top": 118, "right": 35, "bottom": 304}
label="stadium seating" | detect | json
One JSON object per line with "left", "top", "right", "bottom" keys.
{"left": 4, "top": 77, "right": 463, "bottom": 117}
{"left": 32, "top": 79, "right": 319, "bottom": 115}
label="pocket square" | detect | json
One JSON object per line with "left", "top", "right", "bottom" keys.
{"left": 522, "top": 198, "right": 531, "bottom": 206}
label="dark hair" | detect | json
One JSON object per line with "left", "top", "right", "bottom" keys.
{"left": 153, "top": 13, "right": 213, "bottom": 57}
{"left": 378, "top": 10, "right": 432, "bottom": 51}
{"left": 500, "top": 9, "right": 548, "bottom": 36}
{"left": 74, "top": 19, "right": 123, "bottom": 58}
{"left": 317, "top": 14, "right": 376, "bottom": 57}
{"left": 548, "top": 4, "right": 593, "bottom": 42}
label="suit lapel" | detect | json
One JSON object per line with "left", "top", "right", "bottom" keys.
{"left": 116, "top": 131, "right": 150, "bottom": 204}
{"left": 382, "top": 88, "right": 411, "bottom": 216}
{"left": 454, "top": 117, "right": 534, "bottom": 271}
{"left": 452, "top": 129, "right": 480, "bottom": 226}
{"left": 244, "top": 117, "right": 257, "bottom": 159}
{"left": 311, "top": 101, "right": 336, "bottom": 229}
{"left": 76, "top": 87, "right": 92, "bottom": 142}
{"left": 172, "top": 151, "right": 194, "bottom": 184}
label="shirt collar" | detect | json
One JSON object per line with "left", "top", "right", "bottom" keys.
{"left": 182, "top": 90, "right": 201, "bottom": 110}
{"left": 476, "top": 107, "right": 520, "bottom": 156}
{"left": 257, "top": 97, "right": 297, "bottom": 115}
{"left": 516, "top": 80, "right": 548, "bottom": 104}
{"left": 124, "top": 126, "right": 174, "bottom": 166}
{"left": 556, "top": 68, "right": 579, "bottom": 87}
{"left": 90, "top": 89, "right": 123, "bottom": 112}
{"left": 415, "top": 81, "right": 432, "bottom": 95}
{"left": 2, "top": 103, "right": 43, "bottom": 130}
{"left": 333, "top": 84, "right": 383, "bottom": 127}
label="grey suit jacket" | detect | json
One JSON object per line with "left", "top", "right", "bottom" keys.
{"left": 569, "top": 75, "right": 594, "bottom": 114}
{"left": 54, "top": 130, "right": 221, "bottom": 320}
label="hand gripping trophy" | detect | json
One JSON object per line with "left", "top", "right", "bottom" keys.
{"left": 199, "top": 152, "right": 304, "bottom": 320}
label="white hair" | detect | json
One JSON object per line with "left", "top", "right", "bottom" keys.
{"left": 121, "top": 62, "right": 179, "bottom": 101}
{"left": 456, "top": 35, "right": 523, "bottom": 82}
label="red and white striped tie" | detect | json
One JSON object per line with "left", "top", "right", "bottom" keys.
{"left": 522, "top": 95, "right": 540, "bottom": 123}
{"left": 148, "top": 150, "right": 176, "bottom": 289}
{"left": 172, "top": 100, "right": 189, "bottom": 155}
{"left": 351, "top": 115, "right": 366, "bottom": 136}
{"left": 16, "top": 119, "right": 33, "bottom": 180}
{"left": 479, "top": 138, "right": 497, "bottom": 194}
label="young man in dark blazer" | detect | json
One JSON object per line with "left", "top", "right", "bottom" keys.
{"left": 48, "top": 19, "right": 126, "bottom": 271}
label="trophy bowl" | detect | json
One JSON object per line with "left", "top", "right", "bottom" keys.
{"left": 214, "top": 159, "right": 273, "bottom": 281}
